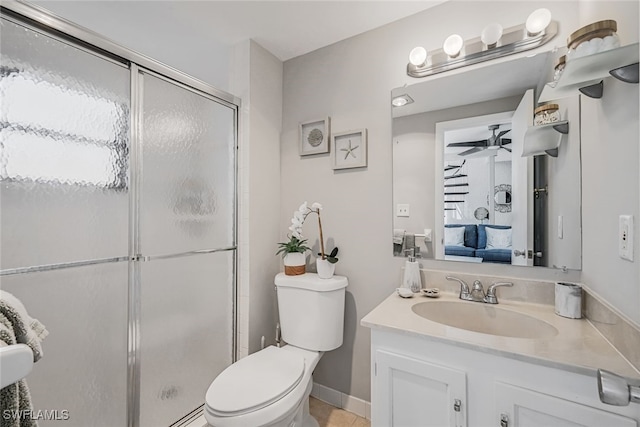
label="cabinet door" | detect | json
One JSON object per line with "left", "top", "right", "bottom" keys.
{"left": 496, "top": 383, "right": 637, "bottom": 427}
{"left": 373, "top": 349, "right": 467, "bottom": 427}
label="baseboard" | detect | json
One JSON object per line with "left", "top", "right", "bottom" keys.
{"left": 311, "top": 382, "right": 371, "bottom": 420}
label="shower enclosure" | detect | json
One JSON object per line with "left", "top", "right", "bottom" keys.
{"left": 0, "top": 4, "right": 238, "bottom": 426}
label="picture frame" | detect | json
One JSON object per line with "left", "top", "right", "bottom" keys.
{"left": 299, "top": 117, "right": 330, "bottom": 156}
{"left": 331, "top": 129, "right": 368, "bottom": 170}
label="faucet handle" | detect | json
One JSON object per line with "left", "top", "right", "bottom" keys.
{"left": 484, "top": 282, "right": 514, "bottom": 304}
{"left": 447, "top": 276, "right": 472, "bottom": 301}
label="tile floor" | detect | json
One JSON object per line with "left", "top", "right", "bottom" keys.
{"left": 184, "top": 397, "right": 369, "bottom": 427}
{"left": 309, "top": 397, "right": 370, "bottom": 427}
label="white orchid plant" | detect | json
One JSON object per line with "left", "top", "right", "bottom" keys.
{"left": 276, "top": 202, "right": 339, "bottom": 263}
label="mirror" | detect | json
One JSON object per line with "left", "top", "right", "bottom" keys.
{"left": 494, "top": 186, "right": 512, "bottom": 207}
{"left": 392, "top": 52, "right": 582, "bottom": 270}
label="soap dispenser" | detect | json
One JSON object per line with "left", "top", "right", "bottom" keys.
{"left": 402, "top": 249, "right": 422, "bottom": 293}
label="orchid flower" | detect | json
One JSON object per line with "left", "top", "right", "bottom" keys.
{"left": 278, "top": 201, "right": 335, "bottom": 263}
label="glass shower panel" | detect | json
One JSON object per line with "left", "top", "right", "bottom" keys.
{"left": 138, "top": 251, "right": 234, "bottom": 427}
{"left": 139, "top": 71, "right": 235, "bottom": 256}
{"left": 0, "top": 262, "right": 129, "bottom": 427}
{"left": 0, "top": 18, "right": 130, "bottom": 270}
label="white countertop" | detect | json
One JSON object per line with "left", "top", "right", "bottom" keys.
{"left": 361, "top": 291, "right": 640, "bottom": 381}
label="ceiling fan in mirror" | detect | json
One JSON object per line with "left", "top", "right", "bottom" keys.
{"left": 447, "top": 124, "right": 512, "bottom": 156}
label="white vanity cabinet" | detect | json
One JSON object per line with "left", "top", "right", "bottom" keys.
{"left": 374, "top": 348, "right": 467, "bottom": 426}
{"left": 371, "top": 329, "right": 640, "bottom": 427}
{"left": 495, "top": 382, "right": 637, "bottom": 427}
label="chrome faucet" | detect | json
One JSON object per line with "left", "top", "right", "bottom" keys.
{"left": 446, "top": 276, "right": 513, "bottom": 304}
{"left": 483, "top": 282, "right": 514, "bottom": 304}
{"left": 446, "top": 276, "right": 484, "bottom": 302}
{"left": 470, "top": 280, "right": 486, "bottom": 302}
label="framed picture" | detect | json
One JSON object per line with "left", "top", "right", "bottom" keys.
{"left": 331, "top": 129, "right": 368, "bottom": 170}
{"left": 299, "top": 117, "right": 330, "bottom": 156}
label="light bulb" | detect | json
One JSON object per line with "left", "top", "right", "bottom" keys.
{"left": 481, "top": 23, "right": 503, "bottom": 47}
{"left": 392, "top": 97, "right": 408, "bottom": 107}
{"left": 392, "top": 94, "right": 414, "bottom": 107}
{"left": 409, "top": 46, "right": 428, "bottom": 66}
{"left": 443, "top": 34, "right": 464, "bottom": 58}
{"left": 526, "top": 8, "right": 551, "bottom": 36}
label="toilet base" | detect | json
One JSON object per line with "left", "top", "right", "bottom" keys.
{"left": 300, "top": 391, "right": 319, "bottom": 427}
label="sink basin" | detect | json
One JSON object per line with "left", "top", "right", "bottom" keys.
{"left": 411, "top": 301, "right": 558, "bottom": 339}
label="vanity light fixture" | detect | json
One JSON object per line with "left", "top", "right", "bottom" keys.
{"left": 481, "top": 23, "right": 503, "bottom": 48}
{"left": 391, "top": 94, "right": 414, "bottom": 107}
{"left": 443, "top": 34, "right": 464, "bottom": 58}
{"left": 407, "top": 9, "right": 557, "bottom": 78}
{"left": 526, "top": 8, "right": 552, "bottom": 36}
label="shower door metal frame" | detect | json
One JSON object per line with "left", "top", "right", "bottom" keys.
{"left": 0, "top": 2, "right": 240, "bottom": 426}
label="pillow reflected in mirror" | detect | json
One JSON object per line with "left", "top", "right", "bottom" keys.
{"left": 444, "top": 226, "right": 466, "bottom": 246}
{"left": 485, "top": 227, "right": 512, "bottom": 249}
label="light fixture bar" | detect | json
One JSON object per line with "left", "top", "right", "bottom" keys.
{"left": 407, "top": 21, "right": 558, "bottom": 78}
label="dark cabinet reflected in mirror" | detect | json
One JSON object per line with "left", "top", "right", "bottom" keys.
{"left": 391, "top": 52, "right": 582, "bottom": 270}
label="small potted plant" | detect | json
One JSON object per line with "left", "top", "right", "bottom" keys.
{"left": 317, "top": 246, "right": 339, "bottom": 279}
{"left": 277, "top": 205, "right": 311, "bottom": 275}
{"left": 277, "top": 201, "right": 339, "bottom": 278}
{"left": 276, "top": 235, "right": 309, "bottom": 275}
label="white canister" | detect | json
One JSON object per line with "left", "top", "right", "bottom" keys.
{"left": 555, "top": 282, "right": 582, "bottom": 319}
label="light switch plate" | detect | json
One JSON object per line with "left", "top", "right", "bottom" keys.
{"left": 619, "top": 215, "right": 634, "bottom": 261}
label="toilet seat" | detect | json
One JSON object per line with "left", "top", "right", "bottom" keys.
{"left": 206, "top": 346, "right": 305, "bottom": 417}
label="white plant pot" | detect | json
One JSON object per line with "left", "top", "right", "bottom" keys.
{"left": 316, "top": 258, "right": 336, "bottom": 279}
{"left": 283, "top": 252, "right": 306, "bottom": 276}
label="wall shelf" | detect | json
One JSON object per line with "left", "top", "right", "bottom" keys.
{"left": 522, "top": 121, "right": 569, "bottom": 157}
{"left": 539, "top": 43, "right": 639, "bottom": 102}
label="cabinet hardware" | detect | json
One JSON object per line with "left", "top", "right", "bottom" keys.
{"left": 453, "top": 399, "right": 461, "bottom": 412}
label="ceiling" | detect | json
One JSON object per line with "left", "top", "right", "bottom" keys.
{"left": 33, "top": 0, "right": 446, "bottom": 62}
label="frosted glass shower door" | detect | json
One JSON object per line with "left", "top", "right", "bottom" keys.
{"left": 0, "top": 17, "right": 130, "bottom": 426}
{"left": 137, "top": 70, "right": 236, "bottom": 426}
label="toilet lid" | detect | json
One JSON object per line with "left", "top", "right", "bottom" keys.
{"left": 206, "top": 346, "right": 305, "bottom": 416}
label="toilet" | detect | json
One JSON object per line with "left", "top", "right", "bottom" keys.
{"left": 204, "top": 273, "right": 348, "bottom": 427}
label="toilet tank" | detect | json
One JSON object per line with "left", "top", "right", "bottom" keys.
{"left": 275, "top": 273, "right": 348, "bottom": 352}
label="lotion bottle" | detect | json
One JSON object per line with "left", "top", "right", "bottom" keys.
{"left": 402, "top": 249, "right": 422, "bottom": 293}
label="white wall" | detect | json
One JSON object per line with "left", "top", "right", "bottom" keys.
{"left": 245, "top": 41, "right": 283, "bottom": 354}
{"left": 231, "top": 39, "right": 283, "bottom": 358}
{"left": 283, "top": 0, "right": 638, "bottom": 402}
{"left": 576, "top": 0, "right": 640, "bottom": 336}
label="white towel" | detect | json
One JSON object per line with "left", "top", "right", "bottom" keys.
{"left": 0, "top": 292, "right": 45, "bottom": 427}
{"left": 0, "top": 291, "right": 48, "bottom": 362}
